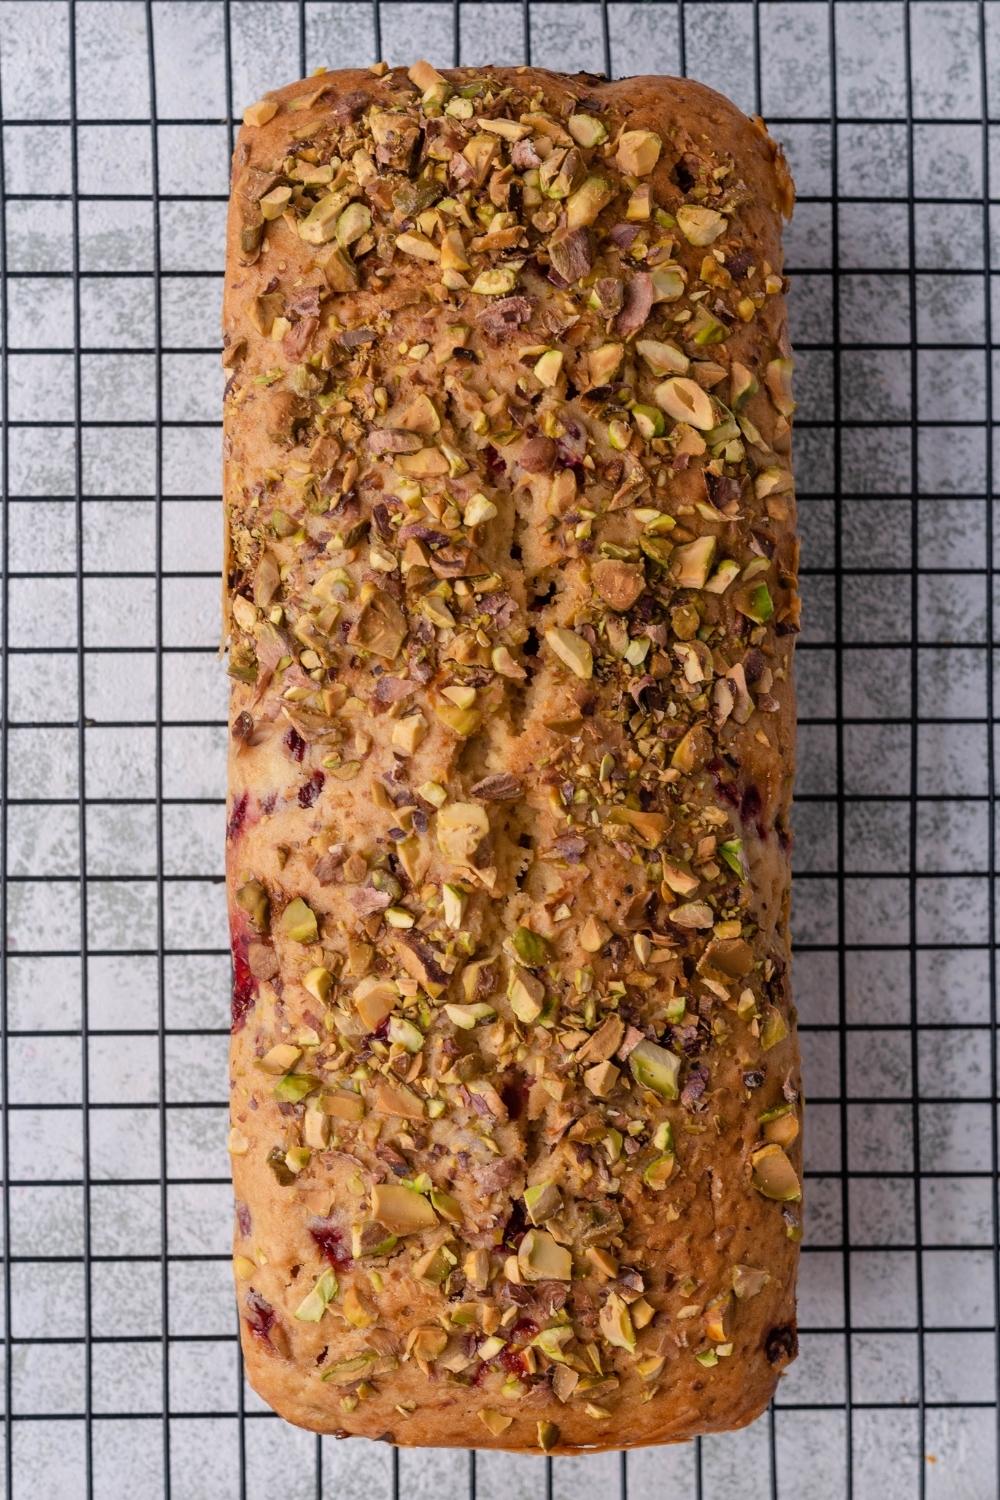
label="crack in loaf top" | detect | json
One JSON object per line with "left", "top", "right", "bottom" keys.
{"left": 222, "top": 60, "right": 802, "bottom": 1453}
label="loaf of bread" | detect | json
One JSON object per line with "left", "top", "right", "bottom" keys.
{"left": 223, "top": 62, "right": 800, "bottom": 1455}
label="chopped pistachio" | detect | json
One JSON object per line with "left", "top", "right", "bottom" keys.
{"left": 294, "top": 1268, "right": 338, "bottom": 1321}
{"left": 676, "top": 204, "right": 727, "bottom": 246}
{"left": 278, "top": 897, "right": 318, "bottom": 943}
{"left": 616, "top": 129, "right": 662, "bottom": 177}
{"left": 568, "top": 113, "right": 608, "bottom": 147}
{"left": 235, "top": 878, "right": 269, "bottom": 931}
{"left": 371, "top": 1183, "right": 438, "bottom": 1234}
{"left": 534, "top": 348, "right": 564, "bottom": 387}
{"left": 511, "top": 925, "right": 549, "bottom": 966}
{"left": 537, "top": 1420, "right": 560, "bottom": 1453}
{"left": 599, "top": 1291, "right": 636, "bottom": 1351}
{"left": 545, "top": 626, "right": 593, "bottom": 679}
{"left": 509, "top": 968, "right": 545, "bottom": 1024}
{"left": 243, "top": 98, "right": 278, "bottom": 128}
{"left": 302, "top": 965, "right": 333, "bottom": 1003}
{"left": 585, "top": 1060, "right": 620, "bottom": 1097}
{"left": 479, "top": 1408, "right": 514, "bottom": 1437}
{"left": 631, "top": 402, "right": 666, "bottom": 439}
{"left": 628, "top": 1038, "right": 681, "bottom": 1100}
{"left": 337, "top": 201, "right": 371, "bottom": 248}
{"left": 566, "top": 175, "right": 615, "bottom": 229}
{"left": 766, "top": 356, "right": 795, "bottom": 416}
{"left": 396, "top": 230, "right": 439, "bottom": 262}
{"left": 636, "top": 338, "right": 689, "bottom": 376}
{"left": 643, "top": 1151, "right": 675, "bottom": 1189}
{"left": 579, "top": 914, "right": 611, "bottom": 952}
{"left": 436, "top": 802, "right": 489, "bottom": 864}
{"left": 472, "top": 267, "right": 519, "bottom": 296}
{"left": 760, "top": 1005, "right": 789, "bottom": 1050}
{"left": 671, "top": 535, "right": 717, "bottom": 589}
{"left": 750, "top": 1143, "right": 801, "bottom": 1201}
{"left": 523, "top": 1181, "right": 562, "bottom": 1224}
{"left": 654, "top": 376, "right": 715, "bottom": 430}
{"left": 518, "top": 1228, "right": 572, "bottom": 1281}
{"left": 259, "top": 1042, "right": 302, "bottom": 1075}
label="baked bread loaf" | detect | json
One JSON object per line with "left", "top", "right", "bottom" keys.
{"left": 223, "top": 61, "right": 800, "bottom": 1455}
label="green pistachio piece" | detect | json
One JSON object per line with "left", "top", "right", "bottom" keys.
{"left": 720, "top": 838, "right": 748, "bottom": 880}
{"left": 266, "top": 1146, "right": 296, "bottom": 1185}
{"left": 750, "top": 1143, "right": 800, "bottom": 1201}
{"left": 628, "top": 1038, "right": 681, "bottom": 1100}
{"left": 321, "top": 1351, "right": 379, "bottom": 1384}
{"left": 274, "top": 1072, "right": 321, "bottom": 1103}
{"left": 279, "top": 897, "right": 318, "bottom": 943}
{"left": 760, "top": 1005, "right": 789, "bottom": 1050}
{"left": 294, "top": 1268, "right": 338, "bottom": 1321}
{"left": 511, "top": 925, "right": 549, "bottom": 967}
{"left": 691, "top": 306, "right": 729, "bottom": 345}
{"left": 534, "top": 348, "right": 564, "bottom": 387}
{"left": 303, "top": 965, "right": 333, "bottom": 1003}
{"left": 676, "top": 204, "right": 727, "bottom": 246}
{"left": 730, "top": 360, "right": 758, "bottom": 407}
{"left": 388, "top": 1016, "right": 424, "bottom": 1053}
{"left": 545, "top": 626, "right": 593, "bottom": 679}
{"left": 616, "top": 130, "right": 661, "bottom": 177}
{"left": 371, "top": 1183, "right": 437, "bottom": 1234}
{"left": 298, "top": 191, "right": 349, "bottom": 245}
{"left": 566, "top": 175, "right": 615, "bottom": 229}
{"left": 523, "top": 1181, "right": 562, "bottom": 1224}
{"left": 765, "top": 357, "right": 795, "bottom": 416}
{"left": 650, "top": 265, "right": 684, "bottom": 301}
{"left": 537, "top": 1420, "right": 560, "bottom": 1453}
{"left": 336, "top": 201, "right": 371, "bottom": 248}
{"left": 630, "top": 402, "right": 666, "bottom": 439}
{"left": 671, "top": 535, "right": 717, "bottom": 589}
{"left": 704, "top": 558, "right": 741, "bottom": 595}
{"left": 636, "top": 338, "right": 689, "bottom": 376}
{"left": 508, "top": 968, "right": 545, "bottom": 1024}
{"left": 568, "top": 113, "right": 608, "bottom": 148}
{"left": 518, "top": 1228, "right": 572, "bottom": 1281}
{"left": 739, "top": 582, "right": 774, "bottom": 624}
{"left": 643, "top": 1152, "right": 675, "bottom": 1189}
{"left": 532, "top": 1326, "right": 573, "bottom": 1365}
{"left": 472, "top": 267, "right": 519, "bottom": 296}
{"left": 235, "top": 878, "right": 269, "bottom": 931}
{"left": 599, "top": 1291, "right": 636, "bottom": 1351}
{"left": 654, "top": 376, "right": 715, "bottom": 430}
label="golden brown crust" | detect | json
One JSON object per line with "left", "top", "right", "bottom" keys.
{"left": 223, "top": 63, "right": 800, "bottom": 1454}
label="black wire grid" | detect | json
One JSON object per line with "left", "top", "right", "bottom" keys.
{"left": 0, "top": 0, "right": 997, "bottom": 1496}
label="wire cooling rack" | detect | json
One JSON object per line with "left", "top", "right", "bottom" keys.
{"left": 0, "top": 0, "right": 997, "bottom": 1496}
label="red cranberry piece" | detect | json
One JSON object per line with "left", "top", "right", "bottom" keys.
{"left": 227, "top": 791, "right": 249, "bottom": 840}
{"left": 244, "top": 1290, "right": 275, "bottom": 1343}
{"left": 298, "top": 770, "right": 325, "bottom": 809}
{"left": 284, "top": 727, "right": 307, "bottom": 762}
{"left": 308, "top": 1219, "right": 352, "bottom": 1268}
{"left": 499, "top": 1071, "right": 528, "bottom": 1121}
{"left": 230, "top": 927, "right": 258, "bottom": 1031}
{"left": 496, "top": 1319, "right": 537, "bottom": 1377}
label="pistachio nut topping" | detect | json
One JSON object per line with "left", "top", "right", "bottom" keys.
{"left": 225, "top": 61, "right": 799, "bottom": 1453}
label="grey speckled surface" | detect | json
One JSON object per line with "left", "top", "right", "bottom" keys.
{"left": 0, "top": 1, "right": 998, "bottom": 1497}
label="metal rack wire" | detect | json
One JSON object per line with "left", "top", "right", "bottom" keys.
{"left": 0, "top": 1, "right": 996, "bottom": 1496}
